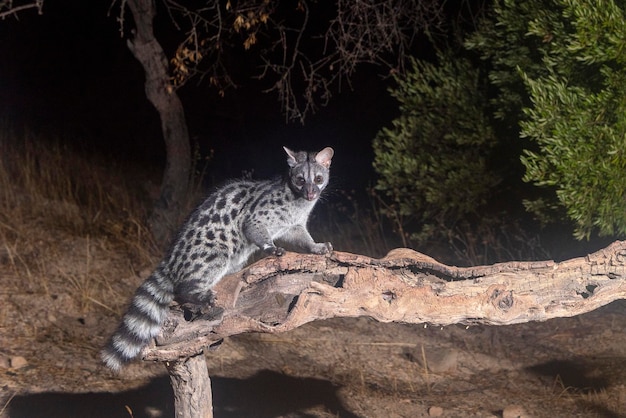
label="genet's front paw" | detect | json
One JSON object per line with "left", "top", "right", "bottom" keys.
{"left": 311, "top": 242, "right": 333, "bottom": 255}
{"left": 263, "top": 244, "right": 285, "bottom": 256}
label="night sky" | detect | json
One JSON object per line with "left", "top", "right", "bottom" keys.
{"left": 0, "top": 0, "right": 398, "bottom": 191}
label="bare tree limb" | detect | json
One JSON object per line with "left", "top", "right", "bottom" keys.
{"left": 151, "top": 0, "right": 444, "bottom": 123}
{"left": 143, "top": 240, "right": 626, "bottom": 363}
{"left": 166, "top": 355, "right": 213, "bottom": 418}
{"left": 0, "top": 0, "right": 43, "bottom": 19}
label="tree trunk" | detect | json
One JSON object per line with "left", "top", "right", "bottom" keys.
{"left": 166, "top": 354, "right": 213, "bottom": 418}
{"left": 126, "top": 0, "right": 191, "bottom": 245}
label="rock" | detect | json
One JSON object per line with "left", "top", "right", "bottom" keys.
{"left": 10, "top": 356, "right": 28, "bottom": 369}
{"left": 428, "top": 405, "right": 444, "bottom": 416}
{"left": 502, "top": 404, "right": 529, "bottom": 418}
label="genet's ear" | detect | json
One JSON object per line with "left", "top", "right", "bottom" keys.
{"left": 315, "top": 147, "right": 334, "bottom": 169}
{"left": 283, "top": 146, "right": 298, "bottom": 168}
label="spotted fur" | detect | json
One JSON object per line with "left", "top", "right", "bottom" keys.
{"left": 101, "top": 147, "right": 334, "bottom": 371}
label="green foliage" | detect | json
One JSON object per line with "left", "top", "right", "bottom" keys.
{"left": 465, "top": 0, "right": 560, "bottom": 121}
{"left": 372, "top": 53, "right": 499, "bottom": 241}
{"left": 518, "top": 0, "right": 626, "bottom": 239}
{"left": 465, "top": 0, "right": 626, "bottom": 239}
{"left": 374, "top": 0, "right": 626, "bottom": 247}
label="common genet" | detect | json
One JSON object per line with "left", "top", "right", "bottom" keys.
{"left": 102, "top": 147, "right": 334, "bottom": 371}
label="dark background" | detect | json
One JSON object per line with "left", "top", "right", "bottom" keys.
{"left": 0, "top": 0, "right": 398, "bottom": 190}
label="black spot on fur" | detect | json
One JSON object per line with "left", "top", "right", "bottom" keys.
{"left": 187, "top": 211, "right": 200, "bottom": 224}
{"left": 199, "top": 194, "right": 217, "bottom": 210}
{"left": 249, "top": 196, "right": 263, "bottom": 212}
{"left": 221, "top": 186, "right": 235, "bottom": 195}
{"left": 232, "top": 189, "right": 247, "bottom": 204}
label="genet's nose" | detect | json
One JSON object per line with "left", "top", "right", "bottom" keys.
{"left": 305, "top": 184, "right": 319, "bottom": 201}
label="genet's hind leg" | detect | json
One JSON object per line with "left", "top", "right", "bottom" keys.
{"left": 175, "top": 281, "right": 224, "bottom": 322}
{"left": 175, "top": 282, "right": 216, "bottom": 305}
{"left": 175, "top": 289, "right": 224, "bottom": 322}
{"left": 180, "top": 304, "right": 224, "bottom": 322}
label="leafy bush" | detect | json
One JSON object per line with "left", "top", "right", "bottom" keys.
{"left": 519, "top": 0, "right": 626, "bottom": 239}
{"left": 468, "top": 0, "right": 626, "bottom": 239}
{"left": 372, "top": 52, "right": 499, "bottom": 242}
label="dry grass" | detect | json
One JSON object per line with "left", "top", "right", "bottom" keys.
{"left": 0, "top": 125, "right": 157, "bottom": 315}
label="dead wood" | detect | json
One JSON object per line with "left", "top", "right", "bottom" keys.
{"left": 144, "top": 241, "right": 626, "bottom": 363}
{"left": 166, "top": 354, "right": 213, "bottom": 418}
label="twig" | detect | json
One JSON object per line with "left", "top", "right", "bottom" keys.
{"left": 0, "top": 0, "right": 43, "bottom": 19}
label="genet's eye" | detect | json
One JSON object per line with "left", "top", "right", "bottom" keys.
{"left": 296, "top": 177, "right": 306, "bottom": 186}
{"left": 314, "top": 175, "right": 324, "bottom": 184}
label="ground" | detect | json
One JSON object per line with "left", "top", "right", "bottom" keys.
{"left": 1, "top": 228, "right": 626, "bottom": 418}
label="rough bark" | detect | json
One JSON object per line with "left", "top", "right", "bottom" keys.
{"left": 126, "top": 0, "right": 191, "bottom": 244}
{"left": 166, "top": 354, "right": 213, "bottom": 418}
{"left": 144, "top": 241, "right": 626, "bottom": 417}
{"left": 144, "top": 240, "right": 626, "bottom": 363}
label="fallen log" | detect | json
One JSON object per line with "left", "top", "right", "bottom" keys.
{"left": 145, "top": 241, "right": 626, "bottom": 418}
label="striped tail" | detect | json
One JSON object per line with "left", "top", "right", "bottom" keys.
{"left": 101, "top": 269, "right": 174, "bottom": 371}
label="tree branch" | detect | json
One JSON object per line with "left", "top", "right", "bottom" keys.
{"left": 0, "top": 0, "right": 43, "bottom": 19}
{"left": 143, "top": 241, "right": 626, "bottom": 363}
{"left": 152, "top": 0, "right": 444, "bottom": 123}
